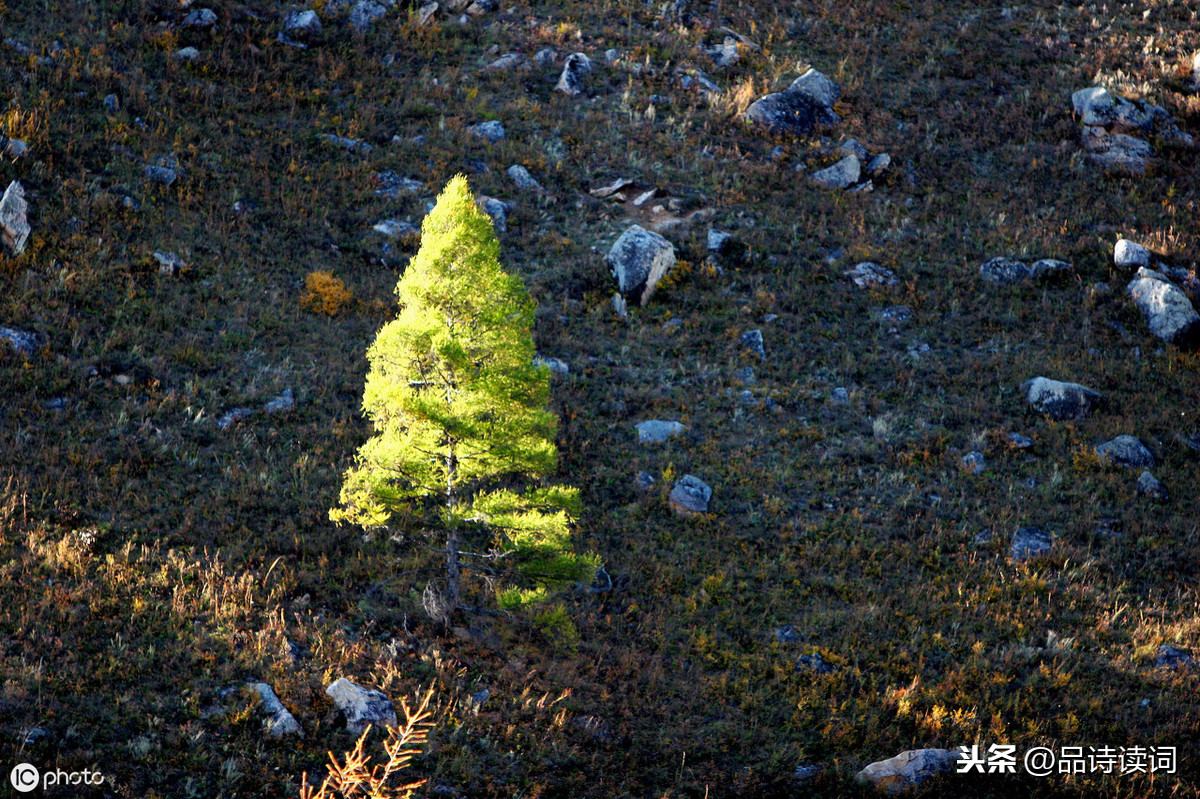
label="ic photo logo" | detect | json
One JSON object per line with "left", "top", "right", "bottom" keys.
{"left": 9, "top": 763, "right": 39, "bottom": 793}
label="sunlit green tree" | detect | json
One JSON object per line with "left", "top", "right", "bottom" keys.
{"left": 332, "top": 175, "right": 598, "bottom": 624}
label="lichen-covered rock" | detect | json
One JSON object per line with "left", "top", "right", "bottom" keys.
{"left": 1022, "top": 377, "right": 1103, "bottom": 421}
{"left": 605, "top": 225, "right": 676, "bottom": 306}
{"left": 845, "top": 262, "right": 898, "bottom": 288}
{"left": 555, "top": 53, "right": 593, "bottom": 95}
{"left": 669, "top": 475, "right": 712, "bottom": 516}
{"left": 745, "top": 69, "right": 841, "bottom": 136}
{"left": 325, "top": 678, "right": 397, "bottom": 734}
{"left": 1127, "top": 268, "right": 1200, "bottom": 347}
{"left": 1095, "top": 435, "right": 1155, "bottom": 469}
{"left": 856, "top": 749, "right": 960, "bottom": 795}
{"left": 979, "top": 257, "right": 1031, "bottom": 285}
{"left": 0, "top": 181, "right": 30, "bottom": 256}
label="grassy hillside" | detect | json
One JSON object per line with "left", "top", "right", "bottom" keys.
{"left": 2, "top": 0, "right": 1199, "bottom": 796}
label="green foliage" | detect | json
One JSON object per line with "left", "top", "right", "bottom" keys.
{"left": 333, "top": 175, "right": 597, "bottom": 616}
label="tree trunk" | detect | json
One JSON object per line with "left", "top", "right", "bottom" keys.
{"left": 445, "top": 524, "right": 461, "bottom": 616}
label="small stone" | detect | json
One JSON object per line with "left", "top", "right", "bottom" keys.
{"left": 856, "top": 749, "right": 960, "bottom": 795}
{"left": 417, "top": 2, "right": 439, "bottom": 25}
{"left": 1156, "top": 644, "right": 1194, "bottom": 669}
{"left": 669, "top": 475, "right": 712, "bottom": 516}
{"left": 555, "top": 53, "right": 593, "bottom": 96}
{"left": 961, "top": 451, "right": 985, "bottom": 474}
{"left": 319, "top": 133, "right": 372, "bottom": 154}
{"left": 348, "top": 0, "right": 386, "bottom": 31}
{"left": 979, "top": 257, "right": 1031, "bottom": 285}
{"left": 325, "top": 677, "right": 397, "bottom": 734}
{"left": 374, "top": 171, "right": 423, "bottom": 198}
{"left": 635, "top": 420, "right": 685, "bottom": 445}
{"left": 634, "top": 471, "right": 656, "bottom": 492}
{"left": 534, "top": 47, "right": 557, "bottom": 67}
{"left": 174, "top": 46, "right": 200, "bottom": 61}
{"left": 533, "top": 354, "right": 569, "bottom": 374}
{"left": 1127, "top": 268, "right": 1200, "bottom": 347}
{"left": 103, "top": 93, "right": 120, "bottom": 112}
{"left": 1114, "top": 239, "right": 1151, "bottom": 269}
{"left": 830, "top": 387, "right": 850, "bottom": 405}
{"left": 144, "top": 165, "right": 177, "bottom": 185}
{"left": 865, "top": 152, "right": 891, "bottom": 176}
{"left": 734, "top": 366, "right": 756, "bottom": 385}
{"left": 606, "top": 224, "right": 677, "bottom": 306}
{"left": 741, "top": 329, "right": 765, "bottom": 360}
{"left": 844, "top": 262, "right": 898, "bottom": 288}
{"left": 774, "top": 625, "right": 800, "bottom": 643}
{"left": 469, "top": 120, "right": 505, "bottom": 143}
{"left": 810, "top": 155, "right": 861, "bottom": 190}
{"left": 706, "top": 229, "right": 733, "bottom": 253}
{"left": 264, "top": 388, "right": 295, "bottom": 414}
{"left": 153, "top": 251, "right": 185, "bottom": 276}
{"left": 1008, "top": 432, "right": 1034, "bottom": 449}
{"left": 251, "top": 683, "right": 304, "bottom": 738}
{"left": 0, "top": 326, "right": 42, "bottom": 356}
{"left": 1010, "top": 526, "right": 1052, "bottom": 562}
{"left": 477, "top": 196, "right": 510, "bottom": 233}
{"left": 283, "top": 9, "right": 322, "bottom": 39}
{"left": 1137, "top": 470, "right": 1168, "bottom": 501}
{"left": 469, "top": 689, "right": 490, "bottom": 708}
{"left": 612, "top": 292, "right": 628, "bottom": 318}
{"left": 1029, "top": 259, "right": 1074, "bottom": 280}
{"left": 373, "top": 219, "right": 418, "bottom": 238}
{"left": 487, "top": 53, "right": 525, "bottom": 70}
{"left": 838, "top": 139, "right": 869, "bottom": 159}
{"left": 1022, "top": 376, "right": 1103, "bottom": 421}
{"left": 184, "top": 8, "right": 217, "bottom": 28}
{"left": 879, "top": 305, "right": 911, "bottom": 324}
{"left": 794, "top": 764, "right": 823, "bottom": 784}
{"left": 506, "top": 165, "right": 543, "bottom": 192}
{"left": 217, "top": 408, "right": 254, "bottom": 430}
{"left": 796, "top": 652, "right": 836, "bottom": 674}
{"left": 1095, "top": 435, "right": 1155, "bottom": 469}
{"left": 0, "top": 181, "right": 31, "bottom": 256}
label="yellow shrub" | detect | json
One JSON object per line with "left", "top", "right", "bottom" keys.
{"left": 301, "top": 270, "right": 353, "bottom": 316}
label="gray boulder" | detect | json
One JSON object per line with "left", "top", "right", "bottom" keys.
{"left": 745, "top": 69, "right": 841, "bottom": 136}
{"left": 325, "top": 677, "right": 397, "bottom": 734}
{"left": 856, "top": 749, "right": 960, "bottom": 795}
{"left": 1095, "top": 435, "right": 1155, "bottom": 469}
{"left": 1114, "top": 239, "right": 1151, "bottom": 269}
{"left": 1080, "top": 126, "right": 1153, "bottom": 173}
{"left": 348, "top": 0, "right": 386, "bottom": 31}
{"left": 477, "top": 196, "right": 511, "bottom": 233}
{"left": 145, "top": 165, "right": 178, "bottom": 185}
{"left": 845, "top": 262, "right": 898, "bottom": 288}
{"left": 1137, "top": 471, "right": 1168, "bottom": 502}
{"left": 1, "top": 181, "right": 30, "bottom": 256}
{"left": 0, "top": 326, "right": 42, "bottom": 356}
{"left": 1030, "top": 259, "right": 1074, "bottom": 280}
{"left": 741, "top": 329, "right": 765, "bottom": 360}
{"left": 264, "top": 389, "right": 295, "bottom": 414}
{"left": 1156, "top": 644, "right": 1194, "bottom": 669}
{"left": 636, "top": 420, "right": 685, "bottom": 445}
{"left": 810, "top": 155, "right": 860, "bottom": 190}
{"left": 555, "top": 53, "right": 593, "bottom": 95}
{"left": 487, "top": 53, "right": 526, "bottom": 70}
{"left": 183, "top": 8, "right": 217, "bottom": 28}
{"left": 606, "top": 225, "right": 676, "bottom": 306}
{"left": 251, "top": 683, "right": 304, "bottom": 738}
{"left": 1127, "top": 268, "right": 1200, "bottom": 347}
{"left": 283, "top": 9, "right": 322, "bottom": 37}
{"left": 1010, "top": 526, "right": 1052, "bottom": 562}
{"left": 469, "top": 120, "right": 505, "bottom": 143}
{"left": 1022, "top": 376, "right": 1103, "bottom": 421}
{"left": 669, "top": 475, "right": 712, "bottom": 516}
{"left": 979, "top": 257, "right": 1031, "bottom": 285}
{"left": 506, "top": 164, "right": 543, "bottom": 192}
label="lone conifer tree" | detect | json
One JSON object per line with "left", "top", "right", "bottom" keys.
{"left": 332, "top": 175, "right": 598, "bottom": 623}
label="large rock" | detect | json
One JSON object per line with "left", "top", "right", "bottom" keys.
{"left": 856, "top": 749, "right": 960, "bottom": 795}
{"left": 1114, "top": 239, "right": 1151, "bottom": 269}
{"left": 325, "top": 678, "right": 397, "bottom": 734}
{"left": 555, "top": 53, "right": 593, "bottom": 95}
{"left": 1127, "top": 268, "right": 1200, "bottom": 347}
{"left": 0, "top": 181, "right": 30, "bottom": 256}
{"left": 745, "top": 69, "right": 841, "bottom": 136}
{"left": 810, "top": 155, "right": 860, "bottom": 190}
{"left": 1095, "top": 435, "right": 1155, "bottom": 469}
{"left": 1022, "top": 377, "right": 1103, "bottom": 421}
{"left": 606, "top": 225, "right": 676, "bottom": 306}
{"left": 669, "top": 475, "right": 712, "bottom": 516}
{"left": 636, "top": 420, "right": 685, "bottom": 445}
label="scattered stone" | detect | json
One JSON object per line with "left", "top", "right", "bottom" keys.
{"left": 1010, "top": 526, "right": 1052, "bottom": 562}
{"left": 961, "top": 451, "right": 985, "bottom": 474}
{"left": 184, "top": 8, "right": 218, "bottom": 28}
{"left": 373, "top": 219, "right": 418, "bottom": 238}
{"left": 103, "top": 93, "right": 120, "bottom": 113}
{"left": 174, "top": 46, "right": 200, "bottom": 62}
{"left": 830, "top": 387, "right": 850, "bottom": 405}
{"left": 611, "top": 292, "right": 628, "bottom": 319}
{"left": 319, "top": 133, "right": 373, "bottom": 154}
{"left": 589, "top": 177, "right": 634, "bottom": 199}
{"left": 477, "top": 196, "right": 510, "bottom": 233}
{"left": 796, "top": 651, "right": 836, "bottom": 674}
{"left": 810, "top": 155, "right": 861, "bottom": 190}
{"left": 979, "top": 257, "right": 1031, "bottom": 285}
{"left": 774, "top": 625, "right": 800, "bottom": 643}
{"left": 606, "top": 224, "right": 677, "bottom": 306}
{"left": 677, "top": 68, "right": 721, "bottom": 95}
{"left": 555, "top": 53, "right": 593, "bottom": 96}
{"left": 469, "top": 120, "right": 505, "bottom": 143}
{"left": 741, "top": 329, "right": 765, "bottom": 360}
{"left": 1114, "top": 239, "right": 1151, "bottom": 269}
{"left": 347, "top": 0, "right": 386, "bottom": 31}
{"left": 1, "top": 181, "right": 31, "bottom": 256}
{"left": 794, "top": 764, "right": 823, "bottom": 784}
{"left": 669, "top": 475, "right": 712, "bottom": 516}
{"left": 264, "top": 389, "right": 295, "bottom": 414}
{"left": 506, "top": 165, "right": 542, "bottom": 193}
{"left": 844, "top": 262, "right": 898, "bottom": 288}
{"left": 734, "top": 366, "right": 756, "bottom": 385}
{"left": 856, "top": 749, "right": 960, "bottom": 795}
{"left": 865, "top": 152, "right": 891, "bottom": 176}
{"left": 1096, "top": 435, "right": 1155, "bottom": 469}
{"left": 1080, "top": 126, "right": 1153, "bottom": 172}
{"left": 636, "top": 420, "right": 685, "bottom": 445}
{"left": 534, "top": 47, "right": 557, "bottom": 67}
{"left": 0, "top": 326, "right": 42, "bottom": 356}
{"left": 1156, "top": 644, "right": 1194, "bottom": 669}
{"left": 838, "top": 139, "right": 869, "bottom": 159}
{"left": 706, "top": 229, "right": 733, "bottom": 254}
{"left": 1008, "top": 432, "right": 1034, "bottom": 449}
{"left": 1137, "top": 470, "right": 1168, "bottom": 501}
{"left": 153, "top": 251, "right": 185, "bottom": 276}
{"left": 745, "top": 69, "right": 841, "bottom": 136}
{"left": 325, "top": 678, "right": 397, "bottom": 734}
{"left": 217, "top": 408, "right": 254, "bottom": 430}
{"left": 634, "top": 471, "right": 656, "bottom": 492}
{"left": 251, "top": 683, "right": 304, "bottom": 738}
{"left": 1127, "top": 268, "right": 1200, "bottom": 347}
{"left": 374, "top": 171, "right": 423, "bottom": 198}
{"left": 533, "top": 354, "right": 569, "bottom": 375}
{"left": 1022, "top": 377, "right": 1103, "bottom": 421}
{"left": 283, "top": 9, "right": 322, "bottom": 39}
{"left": 879, "top": 305, "right": 911, "bottom": 325}
{"left": 144, "top": 164, "right": 178, "bottom": 185}
{"left": 416, "top": 1, "right": 439, "bottom": 25}
{"left": 487, "top": 53, "right": 525, "bottom": 70}
{"left": 704, "top": 37, "right": 740, "bottom": 68}
{"left": 1072, "top": 86, "right": 1193, "bottom": 172}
